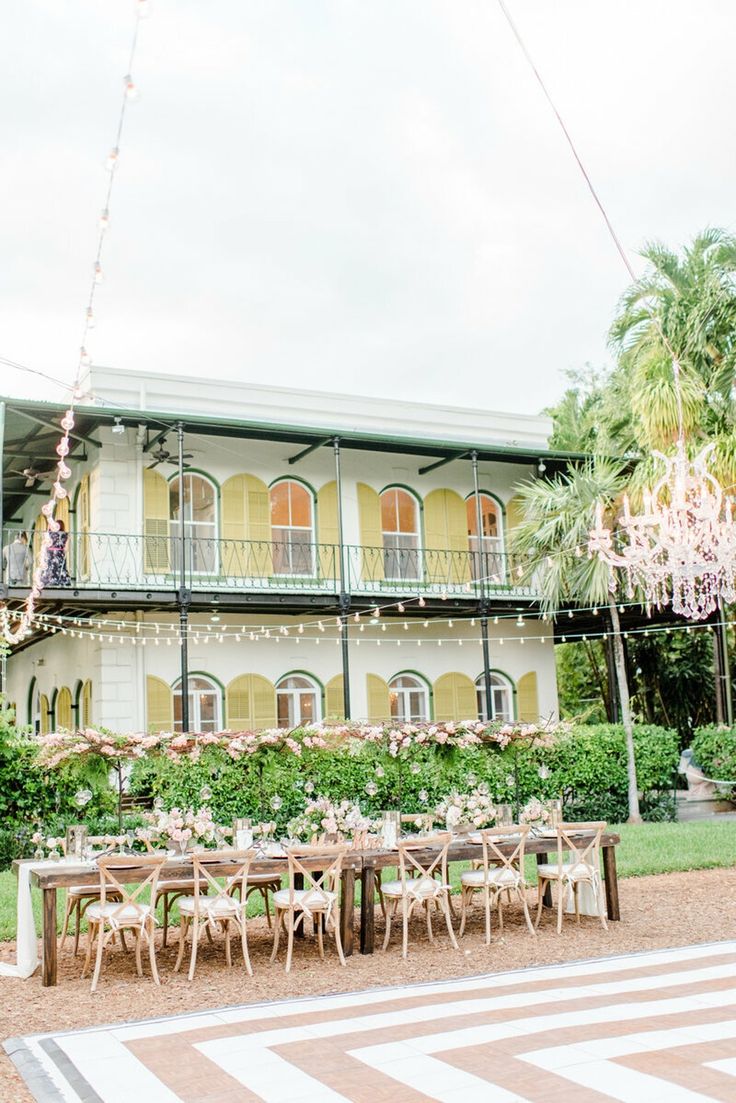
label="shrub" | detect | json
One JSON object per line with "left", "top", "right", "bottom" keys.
{"left": 691, "top": 726, "right": 736, "bottom": 791}
{"left": 128, "top": 722, "right": 679, "bottom": 831}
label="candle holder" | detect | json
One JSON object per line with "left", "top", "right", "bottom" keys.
{"left": 65, "top": 824, "right": 88, "bottom": 862}
{"left": 233, "top": 817, "right": 253, "bottom": 850}
{"left": 380, "top": 810, "right": 400, "bottom": 849}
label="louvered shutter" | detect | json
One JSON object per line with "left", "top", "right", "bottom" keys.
{"left": 77, "top": 475, "right": 90, "bottom": 579}
{"left": 357, "top": 483, "right": 384, "bottom": 582}
{"left": 504, "top": 493, "right": 526, "bottom": 582}
{"left": 146, "top": 675, "right": 173, "bottom": 733}
{"left": 81, "top": 679, "right": 92, "bottom": 727}
{"left": 226, "top": 674, "right": 277, "bottom": 730}
{"left": 325, "top": 674, "right": 345, "bottom": 721}
{"left": 366, "top": 673, "right": 390, "bottom": 722}
{"left": 516, "top": 671, "right": 538, "bottom": 722}
{"left": 423, "top": 489, "right": 471, "bottom": 585}
{"left": 317, "top": 480, "right": 340, "bottom": 582}
{"left": 55, "top": 686, "right": 72, "bottom": 729}
{"left": 33, "top": 513, "right": 47, "bottom": 571}
{"left": 221, "top": 475, "right": 272, "bottom": 577}
{"left": 433, "top": 672, "right": 477, "bottom": 722}
{"left": 39, "top": 693, "right": 50, "bottom": 735}
{"left": 143, "top": 468, "right": 170, "bottom": 573}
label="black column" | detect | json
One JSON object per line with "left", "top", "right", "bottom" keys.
{"left": 333, "top": 438, "right": 351, "bottom": 719}
{"left": 176, "top": 422, "right": 190, "bottom": 732}
{"left": 471, "top": 452, "right": 492, "bottom": 718}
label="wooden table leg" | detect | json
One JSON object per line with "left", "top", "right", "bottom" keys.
{"left": 536, "top": 853, "right": 552, "bottom": 909}
{"left": 42, "top": 888, "right": 57, "bottom": 987}
{"left": 602, "top": 845, "right": 621, "bottom": 921}
{"left": 360, "top": 865, "right": 376, "bottom": 955}
{"left": 340, "top": 867, "right": 355, "bottom": 957}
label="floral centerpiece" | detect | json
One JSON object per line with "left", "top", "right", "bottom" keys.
{"left": 137, "top": 806, "right": 218, "bottom": 853}
{"left": 436, "top": 783, "right": 496, "bottom": 832}
{"left": 519, "top": 798, "right": 552, "bottom": 828}
{"left": 287, "top": 796, "right": 372, "bottom": 844}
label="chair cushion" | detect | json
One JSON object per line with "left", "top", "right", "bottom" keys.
{"left": 68, "top": 885, "right": 122, "bottom": 898}
{"left": 246, "top": 872, "right": 282, "bottom": 885}
{"left": 537, "top": 862, "right": 594, "bottom": 881}
{"left": 158, "top": 879, "right": 199, "bottom": 893}
{"left": 178, "top": 895, "right": 240, "bottom": 917}
{"left": 461, "top": 867, "right": 519, "bottom": 888}
{"left": 380, "top": 875, "right": 446, "bottom": 899}
{"left": 272, "top": 888, "right": 336, "bottom": 911}
{"left": 86, "top": 902, "right": 151, "bottom": 924}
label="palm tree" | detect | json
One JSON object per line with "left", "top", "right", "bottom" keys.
{"left": 609, "top": 228, "right": 736, "bottom": 488}
{"left": 511, "top": 458, "right": 643, "bottom": 822}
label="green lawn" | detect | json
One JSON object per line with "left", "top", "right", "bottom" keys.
{"left": 2, "top": 819, "right": 735, "bottom": 942}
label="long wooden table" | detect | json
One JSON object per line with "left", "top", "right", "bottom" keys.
{"left": 18, "top": 831, "right": 620, "bottom": 986}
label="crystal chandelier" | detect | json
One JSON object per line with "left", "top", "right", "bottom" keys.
{"left": 588, "top": 363, "right": 736, "bottom": 621}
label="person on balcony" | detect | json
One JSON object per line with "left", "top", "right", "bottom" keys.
{"left": 41, "top": 521, "right": 71, "bottom": 587}
{"left": 3, "top": 530, "right": 30, "bottom": 585}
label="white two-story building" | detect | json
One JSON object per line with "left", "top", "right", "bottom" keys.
{"left": 1, "top": 368, "right": 576, "bottom": 736}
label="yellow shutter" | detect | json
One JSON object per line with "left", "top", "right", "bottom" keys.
{"left": 146, "top": 675, "right": 173, "bottom": 733}
{"left": 357, "top": 482, "right": 384, "bottom": 582}
{"left": 143, "top": 468, "right": 170, "bottom": 573}
{"left": 325, "top": 674, "right": 345, "bottom": 721}
{"left": 33, "top": 513, "right": 48, "bottom": 571}
{"left": 317, "top": 480, "right": 339, "bottom": 582}
{"left": 433, "top": 672, "right": 477, "bottom": 722}
{"left": 55, "top": 495, "right": 69, "bottom": 531}
{"left": 504, "top": 494, "right": 525, "bottom": 574}
{"left": 226, "top": 674, "right": 277, "bottom": 730}
{"left": 81, "top": 679, "right": 92, "bottom": 727}
{"left": 517, "top": 671, "right": 538, "bottom": 722}
{"left": 39, "top": 693, "right": 50, "bottom": 735}
{"left": 423, "top": 489, "right": 471, "bottom": 585}
{"left": 55, "top": 686, "right": 72, "bottom": 729}
{"left": 221, "top": 474, "right": 272, "bottom": 577}
{"left": 366, "top": 673, "right": 390, "bottom": 722}
{"left": 76, "top": 474, "right": 90, "bottom": 580}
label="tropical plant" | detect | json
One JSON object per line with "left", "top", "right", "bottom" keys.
{"left": 509, "top": 458, "right": 644, "bottom": 821}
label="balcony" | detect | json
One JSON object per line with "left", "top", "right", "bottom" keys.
{"left": 2, "top": 530, "right": 539, "bottom": 600}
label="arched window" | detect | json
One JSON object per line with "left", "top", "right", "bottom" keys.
{"left": 466, "top": 493, "right": 504, "bottom": 582}
{"left": 170, "top": 473, "right": 218, "bottom": 574}
{"left": 380, "top": 487, "right": 421, "bottom": 581}
{"left": 389, "top": 674, "right": 429, "bottom": 723}
{"left": 38, "top": 693, "right": 50, "bottom": 735}
{"left": 173, "top": 675, "right": 222, "bottom": 732}
{"left": 270, "top": 480, "right": 315, "bottom": 575}
{"left": 476, "top": 672, "right": 514, "bottom": 722}
{"left": 276, "top": 674, "right": 322, "bottom": 728}
{"left": 55, "top": 686, "right": 73, "bottom": 730}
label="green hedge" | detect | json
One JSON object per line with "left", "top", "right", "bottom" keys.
{"left": 128, "top": 722, "right": 679, "bottom": 831}
{"left": 691, "top": 726, "right": 736, "bottom": 789}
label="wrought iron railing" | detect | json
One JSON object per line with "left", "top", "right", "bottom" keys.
{"left": 0, "top": 529, "right": 538, "bottom": 597}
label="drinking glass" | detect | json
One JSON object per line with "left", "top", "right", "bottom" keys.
{"left": 381, "top": 810, "right": 400, "bottom": 849}
{"left": 233, "top": 817, "right": 253, "bottom": 849}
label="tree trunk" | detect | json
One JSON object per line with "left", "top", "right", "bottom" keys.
{"left": 609, "top": 603, "right": 641, "bottom": 823}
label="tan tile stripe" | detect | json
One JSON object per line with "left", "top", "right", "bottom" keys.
{"left": 125, "top": 965, "right": 736, "bottom": 1101}
{"left": 616, "top": 1038, "right": 736, "bottom": 1103}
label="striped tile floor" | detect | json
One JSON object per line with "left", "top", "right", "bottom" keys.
{"left": 6, "top": 941, "right": 736, "bottom": 1103}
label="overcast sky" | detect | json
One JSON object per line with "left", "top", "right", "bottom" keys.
{"left": 2, "top": 0, "right": 735, "bottom": 416}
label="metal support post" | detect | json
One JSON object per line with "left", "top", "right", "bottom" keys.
{"left": 471, "top": 451, "right": 492, "bottom": 717}
{"left": 334, "top": 438, "right": 351, "bottom": 718}
{"left": 176, "top": 422, "right": 190, "bottom": 732}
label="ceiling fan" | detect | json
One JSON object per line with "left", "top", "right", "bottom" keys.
{"left": 8, "top": 464, "right": 57, "bottom": 488}
{"left": 147, "top": 438, "right": 196, "bottom": 470}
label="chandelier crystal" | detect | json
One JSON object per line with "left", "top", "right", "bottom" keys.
{"left": 589, "top": 439, "right": 736, "bottom": 620}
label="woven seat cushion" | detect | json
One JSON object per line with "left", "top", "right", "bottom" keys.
{"left": 158, "top": 879, "right": 199, "bottom": 893}
{"left": 272, "top": 888, "right": 336, "bottom": 910}
{"left": 246, "top": 872, "right": 282, "bottom": 885}
{"left": 381, "top": 876, "right": 446, "bottom": 899}
{"left": 536, "top": 862, "right": 594, "bottom": 881}
{"left": 86, "top": 902, "right": 151, "bottom": 924}
{"left": 460, "top": 867, "right": 519, "bottom": 888}
{"left": 178, "top": 895, "right": 240, "bottom": 917}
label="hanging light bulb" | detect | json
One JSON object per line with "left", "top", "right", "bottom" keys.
{"left": 418, "top": 595, "right": 425, "bottom": 607}
{"left": 99, "top": 208, "right": 110, "bottom": 232}
{"left": 86, "top": 307, "right": 95, "bottom": 329}
{"left": 123, "top": 74, "right": 139, "bottom": 100}
{"left": 397, "top": 602, "right": 405, "bottom": 613}
{"left": 93, "top": 261, "right": 103, "bottom": 283}
{"left": 105, "top": 147, "right": 119, "bottom": 172}
{"left": 80, "top": 346, "right": 91, "bottom": 367}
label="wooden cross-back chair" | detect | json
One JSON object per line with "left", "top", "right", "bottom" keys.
{"left": 535, "top": 821, "right": 608, "bottom": 933}
{"left": 59, "top": 835, "right": 127, "bottom": 956}
{"left": 82, "top": 854, "right": 166, "bottom": 993}
{"left": 381, "top": 833, "right": 458, "bottom": 959}
{"left": 459, "top": 825, "right": 536, "bottom": 944}
{"left": 174, "top": 849, "right": 256, "bottom": 981}
{"left": 271, "top": 844, "right": 347, "bottom": 973}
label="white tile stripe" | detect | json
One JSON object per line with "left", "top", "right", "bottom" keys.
{"left": 521, "top": 1019, "right": 736, "bottom": 1103}
{"left": 706, "top": 1057, "right": 736, "bottom": 1077}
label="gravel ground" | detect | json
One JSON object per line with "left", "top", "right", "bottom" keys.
{"left": 2, "top": 867, "right": 735, "bottom": 1102}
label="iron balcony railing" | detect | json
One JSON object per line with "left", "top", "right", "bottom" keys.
{"left": 1, "top": 529, "right": 538, "bottom": 597}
